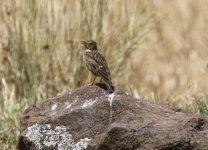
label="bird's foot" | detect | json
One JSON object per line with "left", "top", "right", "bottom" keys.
{"left": 87, "top": 82, "right": 94, "bottom": 86}
{"left": 99, "top": 79, "right": 103, "bottom": 83}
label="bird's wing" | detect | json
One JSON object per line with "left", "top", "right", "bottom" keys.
{"left": 85, "top": 51, "right": 112, "bottom": 83}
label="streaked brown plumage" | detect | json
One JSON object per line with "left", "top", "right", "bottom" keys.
{"left": 81, "top": 40, "right": 114, "bottom": 93}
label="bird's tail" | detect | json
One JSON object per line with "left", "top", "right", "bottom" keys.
{"left": 106, "top": 82, "right": 114, "bottom": 94}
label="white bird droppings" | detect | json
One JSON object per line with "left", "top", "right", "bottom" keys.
{"left": 108, "top": 93, "right": 115, "bottom": 124}
{"left": 81, "top": 98, "right": 98, "bottom": 109}
{"left": 51, "top": 103, "right": 57, "bottom": 110}
{"left": 66, "top": 103, "right": 72, "bottom": 109}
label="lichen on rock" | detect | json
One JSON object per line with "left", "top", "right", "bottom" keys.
{"left": 25, "top": 123, "right": 91, "bottom": 150}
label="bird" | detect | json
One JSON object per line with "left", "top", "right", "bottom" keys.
{"left": 81, "top": 40, "right": 114, "bottom": 93}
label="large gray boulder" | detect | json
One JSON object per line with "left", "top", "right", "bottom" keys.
{"left": 17, "top": 84, "right": 208, "bottom": 150}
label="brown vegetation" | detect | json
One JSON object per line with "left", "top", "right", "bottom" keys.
{"left": 0, "top": 0, "right": 208, "bottom": 149}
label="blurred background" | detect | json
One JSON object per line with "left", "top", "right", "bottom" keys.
{"left": 0, "top": 0, "right": 208, "bottom": 149}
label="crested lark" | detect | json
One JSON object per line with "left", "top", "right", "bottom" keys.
{"left": 81, "top": 40, "right": 114, "bottom": 93}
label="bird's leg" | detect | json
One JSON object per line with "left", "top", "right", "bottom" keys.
{"left": 99, "top": 78, "right": 103, "bottom": 83}
{"left": 91, "top": 75, "right": 97, "bottom": 85}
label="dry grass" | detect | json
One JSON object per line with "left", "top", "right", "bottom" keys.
{"left": 131, "top": 0, "right": 208, "bottom": 113}
{"left": 0, "top": 0, "right": 208, "bottom": 149}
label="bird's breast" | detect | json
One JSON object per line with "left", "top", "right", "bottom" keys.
{"left": 83, "top": 51, "right": 90, "bottom": 63}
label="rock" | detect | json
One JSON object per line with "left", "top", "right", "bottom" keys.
{"left": 17, "top": 84, "right": 208, "bottom": 150}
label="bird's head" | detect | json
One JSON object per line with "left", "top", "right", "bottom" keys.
{"left": 81, "top": 40, "right": 98, "bottom": 51}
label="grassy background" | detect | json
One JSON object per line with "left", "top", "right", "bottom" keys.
{"left": 0, "top": 0, "right": 208, "bottom": 149}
